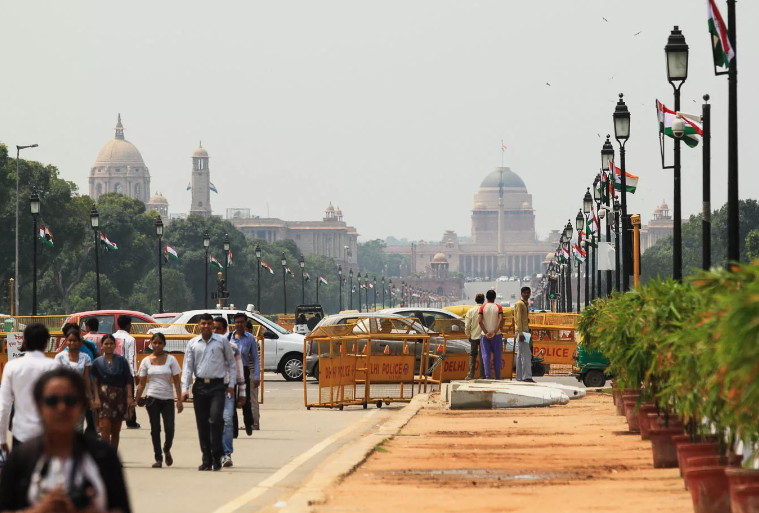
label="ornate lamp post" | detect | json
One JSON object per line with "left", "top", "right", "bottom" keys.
{"left": 365, "top": 273, "right": 369, "bottom": 310}
{"left": 357, "top": 273, "right": 363, "bottom": 313}
{"left": 601, "top": 135, "right": 615, "bottom": 295}
{"left": 338, "top": 264, "right": 343, "bottom": 312}
{"left": 612, "top": 94, "right": 631, "bottom": 289}
{"left": 583, "top": 188, "right": 592, "bottom": 307}
{"left": 203, "top": 231, "right": 210, "bottom": 308}
{"left": 575, "top": 210, "right": 584, "bottom": 313}
{"left": 30, "top": 188, "right": 40, "bottom": 316}
{"left": 14, "top": 143, "right": 38, "bottom": 315}
{"left": 255, "top": 244, "right": 262, "bottom": 311}
{"left": 389, "top": 279, "right": 393, "bottom": 308}
{"left": 664, "top": 27, "right": 689, "bottom": 280}
{"left": 299, "top": 254, "right": 306, "bottom": 304}
{"left": 90, "top": 207, "right": 101, "bottom": 310}
{"left": 349, "top": 268, "right": 353, "bottom": 309}
{"left": 563, "top": 221, "right": 573, "bottom": 313}
{"left": 613, "top": 199, "right": 621, "bottom": 290}
{"left": 381, "top": 276, "right": 385, "bottom": 308}
{"left": 373, "top": 275, "right": 377, "bottom": 312}
{"left": 156, "top": 217, "right": 164, "bottom": 314}
{"left": 223, "top": 234, "right": 230, "bottom": 285}
{"left": 281, "top": 252, "right": 288, "bottom": 314}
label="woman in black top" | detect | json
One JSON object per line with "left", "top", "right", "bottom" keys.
{"left": 0, "top": 367, "right": 131, "bottom": 512}
{"left": 92, "top": 334, "right": 134, "bottom": 450}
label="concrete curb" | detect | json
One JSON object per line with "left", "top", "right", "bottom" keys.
{"left": 270, "top": 394, "right": 430, "bottom": 513}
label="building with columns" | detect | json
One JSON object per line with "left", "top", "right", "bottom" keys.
{"left": 640, "top": 200, "right": 675, "bottom": 252}
{"left": 189, "top": 143, "right": 212, "bottom": 216}
{"left": 385, "top": 167, "right": 557, "bottom": 278}
{"left": 230, "top": 203, "right": 359, "bottom": 271}
{"left": 89, "top": 114, "right": 151, "bottom": 203}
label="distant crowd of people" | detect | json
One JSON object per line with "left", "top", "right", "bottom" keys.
{"left": 0, "top": 312, "right": 262, "bottom": 512}
{"left": 463, "top": 287, "right": 534, "bottom": 382}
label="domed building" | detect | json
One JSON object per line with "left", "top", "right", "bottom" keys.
{"left": 471, "top": 167, "right": 537, "bottom": 246}
{"left": 146, "top": 192, "right": 169, "bottom": 217}
{"left": 88, "top": 114, "right": 151, "bottom": 203}
{"left": 640, "top": 199, "right": 674, "bottom": 252}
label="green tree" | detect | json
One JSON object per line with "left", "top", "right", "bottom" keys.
{"left": 746, "top": 229, "right": 759, "bottom": 262}
{"left": 357, "top": 239, "right": 388, "bottom": 276}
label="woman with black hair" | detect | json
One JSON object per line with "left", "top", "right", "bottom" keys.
{"left": 54, "top": 330, "right": 92, "bottom": 432}
{"left": 92, "top": 334, "right": 134, "bottom": 449}
{"left": 0, "top": 367, "right": 131, "bottom": 512}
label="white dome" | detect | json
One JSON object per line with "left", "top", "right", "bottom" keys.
{"left": 94, "top": 139, "right": 145, "bottom": 166}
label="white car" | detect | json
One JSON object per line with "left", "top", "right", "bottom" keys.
{"left": 150, "top": 309, "right": 306, "bottom": 381}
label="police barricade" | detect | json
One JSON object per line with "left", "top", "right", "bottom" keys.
{"left": 424, "top": 315, "right": 516, "bottom": 386}
{"left": 529, "top": 322, "right": 578, "bottom": 366}
{"left": 303, "top": 317, "right": 431, "bottom": 410}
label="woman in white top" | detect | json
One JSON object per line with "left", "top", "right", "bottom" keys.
{"left": 135, "top": 333, "right": 183, "bottom": 468}
{"left": 54, "top": 330, "right": 92, "bottom": 432}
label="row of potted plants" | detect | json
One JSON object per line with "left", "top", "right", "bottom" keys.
{"left": 578, "top": 262, "right": 759, "bottom": 513}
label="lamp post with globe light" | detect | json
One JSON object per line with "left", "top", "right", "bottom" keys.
{"left": 203, "top": 231, "right": 210, "bottom": 308}
{"left": 90, "top": 207, "right": 101, "bottom": 310}
{"left": 30, "top": 188, "right": 40, "bottom": 316}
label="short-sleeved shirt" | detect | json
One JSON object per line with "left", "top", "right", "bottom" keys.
{"left": 479, "top": 302, "right": 503, "bottom": 335}
{"left": 91, "top": 355, "right": 132, "bottom": 389}
{"left": 139, "top": 355, "right": 181, "bottom": 401}
{"left": 54, "top": 351, "right": 92, "bottom": 375}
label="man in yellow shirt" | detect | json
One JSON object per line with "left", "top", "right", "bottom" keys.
{"left": 464, "top": 294, "right": 485, "bottom": 379}
{"left": 514, "top": 287, "right": 535, "bottom": 382}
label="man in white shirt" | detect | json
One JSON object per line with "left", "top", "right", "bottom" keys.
{"left": 113, "top": 315, "right": 140, "bottom": 429}
{"left": 478, "top": 289, "right": 504, "bottom": 380}
{"left": 0, "top": 324, "right": 58, "bottom": 452}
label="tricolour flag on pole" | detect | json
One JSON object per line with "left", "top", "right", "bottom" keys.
{"left": 39, "top": 226, "right": 54, "bottom": 247}
{"left": 100, "top": 232, "right": 118, "bottom": 251}
{"left": 210, "top": 255, "right": 223, "bottom": 271}
{"left": 708, "top": 0, "right": 734, "bottom": 70}
{"left": 304, "top": 271, "right": 311, "bottom": 282}
{"left": 210, "top": 182, "right": 218, "bottom": 193}
{"left": 261, "top": 261, "right": 274, "bottom": 274}
{"left": 573, "top": 244, "right": 586, "bottom": 264}
{"left": 285, "top": 267, "right": 295, "bottom": 277}
{"left": 165, "top": 244, "right": 178, "bottom": 262}
{"left": 561, "top": 246, "right": 570, "bottom": 263}
{"left": 186, "top": 182, "right": 191, "bottom": 191}
{"left": 318, "top": 275, "right": 328, "bottom": 285}
{"left": 657, "top": 100, "right": 702, "bottom": 148}
{"left": 227, "top": 250, "right": 233, "bottom": 267}
{"left": 611, "top": 162, "right": 639, "bottom": 194}
{"left": 587, "top": 207, "right": 599, "bottom": 234}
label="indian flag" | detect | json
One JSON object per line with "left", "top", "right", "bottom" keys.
{"left": 210, "top": 182, "right": 218, "bottom": 193}
{"left": 186, "top": 182, "right": 191, "bottom": 191}
{"left": 285, "top": 267, "right": 295, "bottom": 277}
{"left": 573, "top": 245, "right": 586, "bottom": 264}
{"left": 39, "top": 226, "right": 54, "bottom": 247}
{"left": 210, "top": 255, "right": 223, "bottom": 271}
{"left": 304, "top": 271, "right": 310, "bottom": 282}
{"left": 657, "top": 100, "right": 702, "bottom": 148}
{"left": 165, "top": 244, "right": 178, "bottom": 262}
{"left": 318, "top": 275, "right": 328, "bottom": 285}
{"left": 561, "top": 246, "right": 570, "bottom": 263}
{"left": 708, "top": 0, "right": 734, "bottom": 70}
{"left": 587, "top": 207, "right": 599, "bottom": 234}
{"left": 261, "top": 261, "right": 274, "bottom": 274}
{"left": 611, "top": 162, "right": 639, "bottom": 194}
{"left": 227, "top": 250, "right": 233, "bottom": 267}
{"left": 100, "top": 232, "right": 118, "bottom": 251}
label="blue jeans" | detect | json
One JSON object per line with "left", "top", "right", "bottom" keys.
{"left": 222, "top": 395, "right": 235, "bottom": 455}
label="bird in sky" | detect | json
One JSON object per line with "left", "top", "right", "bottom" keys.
{"left": 634, "top": 31, "right": 642, "bottom": 36}
{"left": 546, "top": 82, "right": 551, "bottom": 86}
{"left": 602, "top": 17, "right": 608, "bottom": 22}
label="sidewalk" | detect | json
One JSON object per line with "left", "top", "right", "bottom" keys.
{"left": 310, "top": 393, "right": 692, "bottom": 513}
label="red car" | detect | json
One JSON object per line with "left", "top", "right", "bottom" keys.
{"left": 60, "top": 310, "right": 159, "bottom": 352}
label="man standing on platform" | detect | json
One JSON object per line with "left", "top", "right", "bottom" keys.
{"left": 514, "top": 286, "right": 535, "bottom": 383}
{"left": 478, "top": 289, "right": 504, "bottom": 380}
{"left": 464, "top": 293, "right": 485, "bottom": 380}
{"left": 181, "top": 313, "right": 236, "bottom": 471}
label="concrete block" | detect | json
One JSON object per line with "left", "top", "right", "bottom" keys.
{"left": 448, "top": 382, "right": 570, "bottom": 409}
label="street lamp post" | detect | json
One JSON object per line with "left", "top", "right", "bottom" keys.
{"left": 15, "top": 143, "right": 38, "bottom": 314}
{"left": 223, "top": 234, "right": 230, "bottom": 287}
{"left": 299, "top": 254, "right": 306, "bottom": 305}
{"left": 601, "top": 135, "right": 615, "bottom": 295}
{"left": 381, "top": 276, "right": 385, "bottom": 308}
{"left": 563, "top": 221, "right": 573, "bottom": 313}
{"left": 613, "top": 199, "right": 621, "bottom": 290}
{"left": 357, "top": 273, "right": 362, "bottom": 313}
{"left": 30, "top": 188, "right": 40, "bottom": 316}
{"left": 590, "top": 233, "right": 597, "bottom": 300}
{"left": 203, "top": 231, "right": 210, "bottom": 309}
{"left": 156, "top": 217, "right": 164, "bottom": 314}
{"left": 365, "top": 273, "right": 370, "bottom": 311}
{"left": 373, "top": 275, "right": 377, "bottom": 312}
{"left": 583, "top": 188, "right": 592, "bottom": 307}
{"left": 338, "top": 265, "right": 343, "bottom": 312}
{"left": 665, "top": 27, "right": 689, "bottom": 280}
{"left": 90, "top": 207, "right": 101, "bottom": 310}
{"left": 575, "top": 210, "right": 584, "bottom": 313}
{"left": 389, "top": 279, "right": 393, "bottom": 308}
{"left": 613, "top": 94, "right": 631, "bottom": 289}
{"left": 255, "top": 244, "right": 262, "bottom": 312}
{"left": 593, "top": 175, "right": 604, "bottom": 299}
{"left": 281, "top": 252, "right": 288, "bottom": 314}
{"left": 401, "top": 281, "right": 405, "bottom": 308}
{"left": 349, "top": 268, "right": 353, "bottom": 309}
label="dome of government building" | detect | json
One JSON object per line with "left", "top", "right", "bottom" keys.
{"left": 192, "top": 143, "right": 209, "bottom": 158}
{"left": 432, "top": 252, "right": 448, "bottom": 264}
{"left": 94, "top": 115, "right": 146, "bottom": 166}
{"left": 148, "top": 192, "right": 168, "bottom": 205}
{"left": 479, "top": 167, "right": 526, "bottom": 190}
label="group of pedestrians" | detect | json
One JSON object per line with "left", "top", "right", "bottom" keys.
{"left": 463, "top": 287, "right": 535, "bottom": 382}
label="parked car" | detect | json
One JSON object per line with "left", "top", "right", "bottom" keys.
{"left": 572, "top": 344, "right": 610, "bottom": 387}
{"left": 305, "top": 312, "right": 469, "bottom": 381}
{"left": 293, "top": 304, "right": 325, "bottom": 335}
{"left": 375, "top": 307, "right": 462, "bottom": 330}
{"left": 62, "top": 310, "right": 159, "bottom": 352}
{"left": 152, "top": 312, "right": 180, "bottom": 321}
{"left": 150, "top": 309, "right": 306, "bottom": 381}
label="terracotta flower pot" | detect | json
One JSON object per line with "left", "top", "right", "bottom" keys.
{"left": 683, "top": 454, "right": 743, "bottom": 491}
{"left": 611, "top": 381, "right": 616, "bottom": 405}
{"left": 649, "top": 427, "right": 684, "bottom": 468}
{"left": 730, "top": 483, "right": 759, "bottom": 513}
{"left": 638, "top": 404, "right": 659, "bottom": 440}
{"left": 684, "top": 466, "right": 731, "bottom": 513}
{"left": 647, "top": 412, "right": 683, "bottom": 432}
{"left": 677, "top": 443, "right": 720, "bottom": 478}
{"left": 623, "top": 399, "right": 641, "bottom": 432}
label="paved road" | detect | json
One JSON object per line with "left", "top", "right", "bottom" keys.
{"left": 120, "top": 373, "right": 401, "bottom": 513}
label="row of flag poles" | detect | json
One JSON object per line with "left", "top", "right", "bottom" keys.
{"left": 37, "top": 225, "right": 120, "bottom": 253}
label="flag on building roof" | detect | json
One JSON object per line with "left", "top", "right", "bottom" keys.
{"left": 186, "top": 182, "right": 191, "bottom": 191}
{"left": 39, "top": 225, "right": 54, "bottom": 247}
{"left": 319, "top": 275, "right": 328, "bottom": 285}
{"left": 261, "top": 261, "right": 274, "bottom": 274}
{"left": 573, "top": 244, "right": 586, "bottom": 264}
{"left": 285, "top": 267, "right": 295, "bottom": 277}
{"left": 210, "top": 182, "right": 218, "bottom": 193}
{"left": 227, "top": 250, "right": 233, "bottom": 267}
{"left": 165, "top": 244, "right": 178, "bottom": 262}
{"left": 501, "top": 141, "right": 507, "bottom": 152}
{"left": 210, "top": 255, "right": 223, "bottom": 271}
{"left": 612, "top": 162, "right": 639, "bottom": 194}
{"left": 708, "top": 0, "right": 734, "bottom": 70}
{"left": 100, "top": 232, "right": 118, "bottom": 251}
{"left": 657, "top": 100, "right": 702, "bottom": 148}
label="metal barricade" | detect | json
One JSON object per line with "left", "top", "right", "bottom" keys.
{"left": 304, "top": 324, "right": 364, "bottom": 410}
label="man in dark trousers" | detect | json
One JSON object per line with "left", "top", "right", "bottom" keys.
{"left": 229, "top": 313, "right": 260, "bottom": 434}
{"left": 181, "top": 313, "right": 236, "bottom": 471}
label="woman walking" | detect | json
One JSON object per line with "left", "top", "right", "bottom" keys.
{"left": 0, "top": 367, "right": 131, "bottom": 512}
{"left": 54, "top": 330, "right": 92, "bottom": 432}
{"left": 92, "top": 334, "right": 134, "bottom": 449}
{"left": 135, "top": 333, "right": 183, "bottom": 468}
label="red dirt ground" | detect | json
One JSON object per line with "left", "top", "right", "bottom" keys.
{"left": 312, "top": 393, "right": 693, "bottom": 513}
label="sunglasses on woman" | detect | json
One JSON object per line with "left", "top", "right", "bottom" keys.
{"left": 42, "top": 394, "right": 80, "bottom": 408}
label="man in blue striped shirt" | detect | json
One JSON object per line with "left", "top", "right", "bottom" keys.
{"left": 229, "top": 313, "right": 261, "bottom": 435}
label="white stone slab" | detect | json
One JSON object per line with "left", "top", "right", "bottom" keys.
{"left": 448, "top": 382, "right": 570, "bottom": 409}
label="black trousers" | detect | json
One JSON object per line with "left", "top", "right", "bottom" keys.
{"left": 146, "top": 397, "right": 175, "bottom": 461}
{"left": 192, "top": 380, "right": 226, "bottom": 464}
{"left": 242, "top": 366, "right": 254, "bottom": 429}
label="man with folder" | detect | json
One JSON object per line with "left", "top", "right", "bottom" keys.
{"left": 514, "top": 287, "right": 535, "bottom": 383}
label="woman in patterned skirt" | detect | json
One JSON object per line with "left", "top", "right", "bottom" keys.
{"left": 92, "top": 334, "right": 134, "bottom": 449}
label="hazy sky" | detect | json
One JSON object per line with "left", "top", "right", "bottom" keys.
{"left": 3, "top": 1, "right": 757, "bottom": 242}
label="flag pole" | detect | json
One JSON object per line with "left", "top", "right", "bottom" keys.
{"left": 726, "top": 0, "right": 739, "bottom": 266}
{"left": 702, "top": 95, "right": 711, "bottom": 270}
